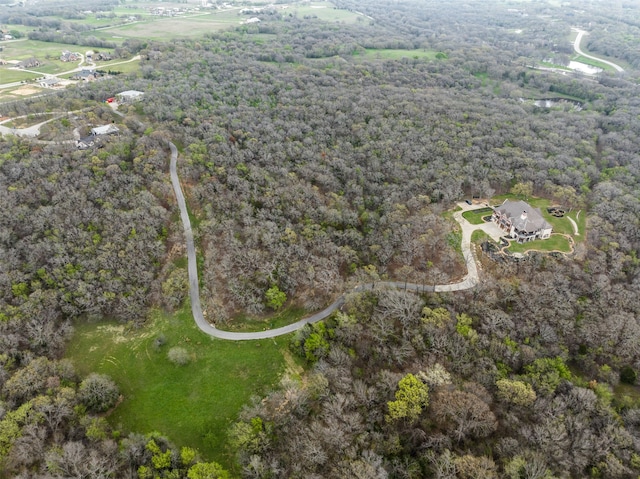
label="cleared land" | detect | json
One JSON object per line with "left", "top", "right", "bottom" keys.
{"left": 357, "top": 48, "right": 439, "bottom": 60}
{"left": 65, "top": 304, "right": 294, "bottom": 469}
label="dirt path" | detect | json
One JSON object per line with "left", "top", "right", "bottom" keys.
{"left": 567, "top": 216, "right": 579, "bottom": 235}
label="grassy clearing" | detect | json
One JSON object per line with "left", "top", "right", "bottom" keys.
{"left": 462, "top": 207, "right": 492, "bottom": 225}
{"left": 224, "top": 306, "right": 307, "bottom": 332}
{"left": 99, "top": 59, "right": 142, "bottom": 75}
{"left": 290, "top": 3, "right": 363, "bottom": 23}
{"left": 65, "top": 304, "right": 293, "bottom": 469}
{"left": 508, "top": 233, "right": 572, "bottom": 254}
{"left": 1, "top": 39, "right": 97, "bottom": 62}
{"left": 571, "top": 54, "right": 615, "bottom": 72}
{"left": 471, "top": 229, "right": 491, "bottom": 244}
{"left": 94, "top": 12, "right": 242, "bottom": 40}
{"left": 0, "top": 67, "right": 37, "bottom": 83}
{"left": 356, "top": 48, "right": 438, "bottom": 60}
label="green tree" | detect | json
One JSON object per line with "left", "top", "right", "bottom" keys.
{"left": 265, "top": 285, "right": 287, "bottom": 310}
{"left": 303, "top": 322, "right": 331, "bottom": 363}
{"left": 386, "top": 373, "right": 429, "bottom": 422}
{"left": 421, "top": 306, "right": 451, "bottom": 328}
{"left": 496, "top": 378, "right": 537, "bottom": 407}
{"left": 187, "top": 461, "right": 229, "bottom": 479}
{"left": 510, "top": 181, "right": 533, "bottom": 199}
{"left": 524, "top": 357, "right": 571, "bottom": 395}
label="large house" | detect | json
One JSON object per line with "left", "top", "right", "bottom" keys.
{"left": 492, "top": 200, "right": 552, "bottom": 243}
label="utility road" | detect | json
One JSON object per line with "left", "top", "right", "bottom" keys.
{"left": 169, "top": 143, "right": 481, "bottom": 340}
{"left": 572, "top": 28, "right": 624, "bottom": 73}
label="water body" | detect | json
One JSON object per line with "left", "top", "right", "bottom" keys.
{"left": 533, "top": 98, "right": 583, "bottom": 111}
{"left": 568, "top": 60, "right": 603, "bottom": 75}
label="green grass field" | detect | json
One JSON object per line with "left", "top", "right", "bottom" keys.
{"left": 0, "top": 67, "right": 37, "bottom": 83}
{"left": 356, "top": 48, "right": 438, "bottom": 60}
{"left": 65, "top": 304, "right": 295, "bottom": 470}
{"left": 91, "top": 11, "right": 242, "bottom": 41}
{"left": 224, "top": 306, "right": 307, "bottom": 332}
{"left": 507, "top": 233, "right": 572, "bottom": 254}
{"left": 290, "top": 2, "right": 363, "bottom": 23}
{"left": 462, "top": 207, "right": 492, "bottom": 225}
{"left": 571, "top": 54, "right": 615, "bottom": 72}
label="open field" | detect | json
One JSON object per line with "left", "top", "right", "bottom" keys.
{"left": 86, "top": 11, "right": 242, "bottom": 41}
{"left": 1, "top": 39, "right": 99, "bottom": 62}
{"left": 0, "top": 68, "right": 37, "bottom": 83}
{"left": 65, "top": 304, "right": 294, "bottom": 469}
{"left": 289, "top": 2, "right": 364, "bottom": 23}
{"left": 357, "top": 48, "right": 439, "bottom": 60}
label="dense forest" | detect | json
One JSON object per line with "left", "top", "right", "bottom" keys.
{"left": 1, "top": 0, "right": 640, "bottom": 477}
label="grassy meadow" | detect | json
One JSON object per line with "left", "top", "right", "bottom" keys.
{"left": 65, "top": 304, "right": 297, "bottom": 469}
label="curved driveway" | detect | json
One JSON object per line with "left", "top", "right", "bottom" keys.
{"left": 169, "top": 142, "right": 480, "bottom": 340}
{"left": 572, "top": 28, "right": 624, "bottom": 73}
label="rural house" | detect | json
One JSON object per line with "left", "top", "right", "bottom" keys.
{"left": 116, "top": 90, "right": 145, "bottom": 103}
{"left": 91, "top": 124, "right": 119, "bottom": 136}
{"left": 39, "top": 77, "right": 60, "bottom": 88}
{"left": 60, "top": 50, "right": 80, "bottom": 62}
{"left": 17, "top": 58, "right": 41, "bottom": 69}
{"left": 492, "top": 199, "right": 552, "bottom": 243}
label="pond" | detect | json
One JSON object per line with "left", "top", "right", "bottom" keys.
{"left": 568, "top": 60, "right": 603, "bottom": 75}
{"left": 533, "top": 98, "right": 583, "bottom": 111}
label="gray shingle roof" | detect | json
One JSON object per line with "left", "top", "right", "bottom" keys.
{"left": 496, "top": 200, "right": 551, "bottom": 233}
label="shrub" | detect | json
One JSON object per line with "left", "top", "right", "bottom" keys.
{"left": 167, "top": 347, "right": 190, "bottom": 366}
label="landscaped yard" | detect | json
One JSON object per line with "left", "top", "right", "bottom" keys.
{"left": 508, "top": 233, "right": 572, "bottom": 254}
{"left": 491, "top": 194, "right": 585, "bottom": 242}
{"left": 65, "top": 304, "right": 296, "bottom": 470}
{"left": 462, "top": 207, "right": 492, "bottom": 225}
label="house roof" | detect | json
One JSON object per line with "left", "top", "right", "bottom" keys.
{"left": 117, "top": 90, "right": 144, "bottom": 99}
{"left": 91, "top": 124, "right": 119, "bottom": 135}
{"left": 40, "top": 78, "right": 59, "bottom": 85}
{"left": 496, "top": 200, "right": 551, "bottom": 233}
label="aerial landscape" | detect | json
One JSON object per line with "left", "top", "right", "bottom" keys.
{"left": 1, "top": 0, "right": 640, "bottom": 477}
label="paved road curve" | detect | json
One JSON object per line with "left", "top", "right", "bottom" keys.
{"left": 169, "top": 142, "right": 479, "bottom": 340}
{"left": 572, "top": 28, "right": 624, "bottom": 73}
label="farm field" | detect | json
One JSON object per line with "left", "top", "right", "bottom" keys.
{"left": 84, "top": 11, "right": 243, "bottom": 41}
{"left": 65, "top": 305, "right": 295, "bottom": 469}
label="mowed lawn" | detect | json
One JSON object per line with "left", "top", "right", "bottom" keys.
{"left": 462, "top": 207, "right": 493, "bottom": 225}
{"left": 66, "top": 305, "right": 294, "bottom": 469}
{"left": 508, "top": 234, "right": 572, "bottom": 254}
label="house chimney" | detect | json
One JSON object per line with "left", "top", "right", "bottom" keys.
{"left": 521, "top": 211, "right": 527, "bottom": 220}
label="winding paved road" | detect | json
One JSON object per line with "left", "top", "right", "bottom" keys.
{"left": 169, "top": 143, "right": 481, "bottom": 340}
{"left": 572, "top": 28, "right": 624, "bottom": 73}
